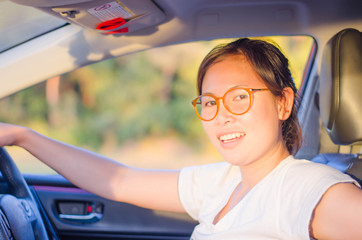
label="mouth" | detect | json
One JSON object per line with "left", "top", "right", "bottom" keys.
{"left": 218, "top": 132, "right": 246, "bottom": 143}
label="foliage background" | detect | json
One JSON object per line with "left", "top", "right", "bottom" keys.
{"left": 0, "top": 36, "right": 313, "bottom": 173}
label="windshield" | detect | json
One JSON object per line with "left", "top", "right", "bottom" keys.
{"left": 0, "top": 1, "right": 66, "bottom": 53}
{"left": 1, "top": 36, "right": 314, "bottom": 174}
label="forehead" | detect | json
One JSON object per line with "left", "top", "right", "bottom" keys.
{"left": 202, "top": 56, "right": 266, "bottom": 94}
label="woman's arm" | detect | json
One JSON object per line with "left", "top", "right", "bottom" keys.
{"left": 310, "top": 182, "right": 362, "bottom": 240}
{"left": 0, "top": 122, "right": 184, "bottom": 212}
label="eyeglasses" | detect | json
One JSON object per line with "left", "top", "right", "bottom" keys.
{"left": 192, "top": 86, "right": 269, "bottom": 121}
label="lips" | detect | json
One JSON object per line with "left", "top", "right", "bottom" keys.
{"left": 218, "top": 132, "right": 246, "bottom": 143}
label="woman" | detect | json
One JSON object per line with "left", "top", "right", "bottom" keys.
{"left": 0, "top": 38, "right": 361, "bottom": 239}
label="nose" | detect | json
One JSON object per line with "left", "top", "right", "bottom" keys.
{"left": 215, "top": 99, "right": 234, "bottom": 125}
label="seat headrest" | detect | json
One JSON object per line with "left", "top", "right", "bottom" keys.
{"left": 319, "top": 28, "right": 362, "bottom": 145}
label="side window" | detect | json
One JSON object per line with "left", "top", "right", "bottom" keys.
{"left": 1, "top": 36, "right": 314, "bottom": 174}
{"left": 254, "top": 36, "right": 315, "bottom": 91}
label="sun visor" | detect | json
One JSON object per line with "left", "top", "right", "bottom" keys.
{"left": 12, "top": 0, "right": 165, "bottom": 35}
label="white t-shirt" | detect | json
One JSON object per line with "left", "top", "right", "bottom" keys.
{"left": 178, "top": 156, "right": 358, "bottom": 240}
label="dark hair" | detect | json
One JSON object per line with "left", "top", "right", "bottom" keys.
{"left": 197, "top": 38, "right": 302, "bottom": 155}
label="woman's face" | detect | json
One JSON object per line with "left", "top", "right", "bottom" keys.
{"left": 201, "top": 55, "right": 290, "bottom": 167}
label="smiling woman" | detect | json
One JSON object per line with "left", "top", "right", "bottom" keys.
{"left": 0, "top": 36, "right": 314, "bottom": 174}
{"left": 0, "top": 1, "right": 361, "bottom": 240}
{"left": 1, "top": 36, "right": 359, "bottom": 240}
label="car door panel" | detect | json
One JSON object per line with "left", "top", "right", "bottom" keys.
{"left": 24, "top": 175, "right": 197, "bottom": 240}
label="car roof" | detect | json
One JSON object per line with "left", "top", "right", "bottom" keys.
{"left": 0, "top": 0, "right": 361, "bottom": 98}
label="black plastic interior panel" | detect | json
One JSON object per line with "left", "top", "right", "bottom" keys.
{"left": 30, "top": 178, "right": 196, "bottom": 240}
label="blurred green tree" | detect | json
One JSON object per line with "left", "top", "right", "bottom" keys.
{"left": 0, "top": 36, "right": 314, "bottom": 153}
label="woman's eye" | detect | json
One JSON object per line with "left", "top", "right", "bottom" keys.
{"left": 204, "top": 100, "right": 217, "bottom": 107}
{"left": 234, "top": 94, "right": 248, "bottom": 101}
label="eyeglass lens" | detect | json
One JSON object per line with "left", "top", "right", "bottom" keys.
{"left": 196, "top": 88, "right": 250, "bottom": 120}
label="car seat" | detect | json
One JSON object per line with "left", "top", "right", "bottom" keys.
{"left": 312, "top": 28, "right": 362, "bottom": 184}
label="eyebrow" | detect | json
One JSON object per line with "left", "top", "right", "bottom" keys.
{"left": 202, "top": 84, "right": 249, "bottom": 95}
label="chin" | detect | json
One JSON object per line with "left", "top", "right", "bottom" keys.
{"left": 221, "top": 152, "right": 249, "bottom": 166}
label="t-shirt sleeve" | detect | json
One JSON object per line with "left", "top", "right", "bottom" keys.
{"left": 280, "top": 161, "right": 359, "bottom": 239}
{"left": 178, "top": 162, "right": 235, "bottom": 221}
{"left": 178, "top": 166, "right": 203, "bottom": 220}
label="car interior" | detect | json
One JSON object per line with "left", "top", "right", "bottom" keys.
{"left": 0, "top": 0, "right": 361, "bottom": 239}
{"left": 312, "top": 28, "right": 362, "bottom": 184}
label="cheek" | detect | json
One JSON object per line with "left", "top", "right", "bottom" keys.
{"left": 201, "top": 121, "right": 215, "bottom": 140}
{"left": 246, "top": 98, "right": 281, "bottom": 134}
{"left": 201, "top": 121, "right": 222, "bottom": 150}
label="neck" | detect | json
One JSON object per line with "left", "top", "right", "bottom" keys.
{"left": 239, "top": 146, "right": 290, "bottom": 189}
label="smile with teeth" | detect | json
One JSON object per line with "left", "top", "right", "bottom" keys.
{"left": 219, "top": 132, "right": 246, "bottom": 142}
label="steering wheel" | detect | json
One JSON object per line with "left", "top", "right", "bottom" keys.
{"left": 0, "top": 147, "right": 48, "bottom": 240}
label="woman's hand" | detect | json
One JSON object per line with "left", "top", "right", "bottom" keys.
{"left": 0, "top": 122, "right": 28, "bottom": 147}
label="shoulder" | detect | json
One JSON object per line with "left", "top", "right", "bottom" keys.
{"left": 311, "top": 182, "right": 362, "bottom": 239}
{"left": 276, "top": 156, "right": 358, "bottom": 238}
{"left": 279, "top": 157, "right": 357, "bottom": 207}
{"left": 281, "top": 156, "right": 356, "bottom": 184}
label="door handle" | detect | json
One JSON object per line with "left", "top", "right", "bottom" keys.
{"left": 59, "top": 212, "right": 103, "bottom": 223}
{"left": 57, "top": 201, "right": 103, "bottom": 223}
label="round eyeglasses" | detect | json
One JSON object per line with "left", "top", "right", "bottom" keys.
{"left": 191, "top": 87, "right": 269, "bottom": 121}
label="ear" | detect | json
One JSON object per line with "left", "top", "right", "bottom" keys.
{"left": 277, "top": 87, "right": 295, "bottom": 120}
